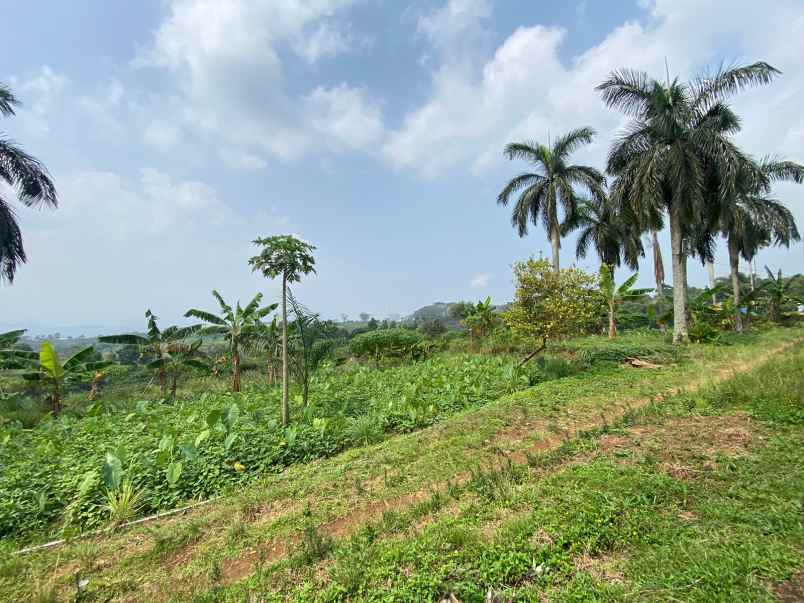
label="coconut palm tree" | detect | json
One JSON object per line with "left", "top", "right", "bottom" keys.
{"left": 249, "top": 235, "right": 316, "bottom": 425}
{"left": 497, "top": 127, "right": 606, "bottom": 271}
{"left": 1, "top": 83, "right": 58, "bottom": 283}
{"left": 600, "top": 61, "right": 779, "bottom": 342}
{"left": 185, "top": 291, "right": 277, "bottom": 393}
{"left": 572, "top": 195, "right": 644, "bottom": 271}
{"left": 718, "top": 158, "right": 802, "bottom": 331}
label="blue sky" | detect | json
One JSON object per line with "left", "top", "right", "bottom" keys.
{"left": 2, "top": 0, "right": 803, "bottom": 335}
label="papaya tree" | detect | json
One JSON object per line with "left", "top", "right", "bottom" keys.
{"left": 598, "top": 266, "right": 652, "bottom": 339}
{"left": 249, "top": 235, "right": 316, "bottom": 425}
{"left": 185, "top": 291, "right": 277, "bottom": 393}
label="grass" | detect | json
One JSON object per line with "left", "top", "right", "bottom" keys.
{"left": 0, "top": 325, "right": 801, "bottom": 601}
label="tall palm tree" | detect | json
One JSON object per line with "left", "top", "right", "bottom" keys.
{"left": 1, "top": 83, "right": 58, "bottom": 283}
{"left": 185, "top": 291, "right": 277, "bottom": 393}
{"left": 719, "top": 157, "right": 802, "bottom": 330}
{"left": 497, "top": 127, "right": 606, "bottom": 271}
{"left": 573, "top": 195, "right": 644, "bottom": 271}
{"left": 599, "top": 61, "right": 779, "bottom": 342}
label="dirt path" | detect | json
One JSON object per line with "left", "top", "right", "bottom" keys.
{"left": 217, "top": 338, "right": 802, "bottom": 586}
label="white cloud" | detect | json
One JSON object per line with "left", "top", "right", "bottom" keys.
{"left": 294, "top": 22, "right": 351, "bottom": 63}
{"left": 7, "top": 66, "right": 68, "bottom": 134}
{"left": 470, "top": 272, "right": 490, "bottom": 288}
{"left": 385, "top": 0, "right": 804, "bottom": 185}
{"left": 305, "top": 84, "right": 384, "bottom": 150}
{"left": 130, "top": 0, "right": 379, "bottom": 164}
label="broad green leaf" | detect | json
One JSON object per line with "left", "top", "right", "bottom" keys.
{"left": 223, "top": 404, "right": 239, "bottom": 429}
{"left": 166, "top": 461, "right": 183, "bottom": 485}
{"left": 39, "top": 341, "right": 64, "bottom": 380}
{"left": 206, "top": 409, "right": 223, "bottom": 428}
{"left": 179, "top": 442, "right": 198, "bottom": 462}
{"left": 158, "top": 434, "right": 174, "bottom": 453}
{"left": 195, "top": 429, "right": 211, "bottom": 447}
{"left": 77, "top": 470, "right": 98, "bottom": 498}
{"left": 102, "top": 453, "right": 122, "bottom": 490}
{"left": 224, "top": 433, "right": 237, "bottom": 451}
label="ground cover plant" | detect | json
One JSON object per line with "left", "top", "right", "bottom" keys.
{"left": 0, "top": 326, "right": 799, "bottom": 602}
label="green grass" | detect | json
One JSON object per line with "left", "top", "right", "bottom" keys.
{"left": 0, "top": 326, "right": 800, "bottom": 602}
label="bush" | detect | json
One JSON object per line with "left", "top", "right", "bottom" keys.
{"left": 349, "top": 329, "right": 426, "bottom": 365}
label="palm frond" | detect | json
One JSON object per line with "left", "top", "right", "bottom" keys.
{"left": 0, "top": 83, "right": 20, "bottom": 116}
{"left": 597, "top": 68, "right": 654, "bottom": 116}
{"left": 692, "top": 61, "right": 780, "bottom": 111}
{"left": 552, "top": 127, "right": 596, "bottom": 160}
{"left": 0, "top": 196, "right": 25, "bottom": 283}
{"left": 0, "top": 139, "right": 58, "bottom": 208}
{"left": 184, "top": 309, "right": 227, "bottom": 326}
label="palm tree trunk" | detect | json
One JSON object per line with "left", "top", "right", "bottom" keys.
{"left": 728, "top": 237, "right": 743, "bottom": 333}
{"left": 281, "top": 272, "right": 289, "bottom": 426}
{"left": 51, "top": 384, "right": 61, "bottom": 417}
{"left": 232, "top": 343, "right": 241, "bottom": 392}
{"left": 750, "top": 258, "right": 757, "bottom": 292}
{"left": 669, "top": 205, "right": 689, "bottom": 343}
{"left": 608, "top": 300, "right": 616, "bottom": 339}
{"left": 170, "top": 372, "right": 178, "bottom": 402}
{"left": 550, "top": 219, "right": 561, "bottom": 272}
{"left": 706, "top": 261, "right": 717, "bottom": 305}
{"left": 651, "top": 230, "right": 664, "bottom": 297}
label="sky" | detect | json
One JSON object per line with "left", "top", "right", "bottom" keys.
{"left": 2, "top": 0, "right": 803, "bottom": 335}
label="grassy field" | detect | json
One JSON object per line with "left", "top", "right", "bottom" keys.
{"left": 1, "top": 326, "right": 802, "bottom": 601}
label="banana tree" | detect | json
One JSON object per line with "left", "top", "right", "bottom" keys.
{"left": 763, "top": 267, "right": 801, "bottom": 323}
{"left": 598, "top": 266, "right": 652, "bottom": 339}
{"left": 1, "top": 342, "right": 110, "bottom": 416}
{"left": 99, "top": 310, "right": 198, "bottom": 398}
{"left": 185, "top": 291, "right": 277, "bottom": 392}
{"left": 148, "top": 339, "right": 208, "bottom": 402}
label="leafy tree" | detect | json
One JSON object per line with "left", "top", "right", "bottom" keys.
{"left": 249, "top": 235, "right": 316, "bottom": 425}
{"left": 286, "top": 291, "right": 335, "bottom": 406}
{"left": 1, "top": 342, "right": 109, "bottom": 416}
{"left": 497, "top": 127, "right": 605, "bottom": 271}
{"left": 452, "top": 297, "right": 500, "bottom": 346}
{"left": 418, "top": 318, "right": 447, "bottom": 337}
{"left": 359, "top": 313, "right": 371, "bottom": 322}
{"left": 503, "top": 259, "right": 600, "bottom": 363}
{"left": 99, "top": 310, "right": 198, "bottom": 398}
{"left": 598, "top": 265, "right": 652, "bottom": 339}
{"left": 1, "top": 83, "right": 58, "bottom": 283}
{"left": 150, "top": 339, "right": 208, "bottom": 402}
{"left": 184, "top": 291, "right": 277, "bottom": 393}
{"left": 600, "top": 61, "right": 779, "bottom": 342}
{"left": 0, "top": 329, "right": 26, "bottom": 369}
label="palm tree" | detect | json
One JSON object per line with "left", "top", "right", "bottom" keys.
{"left": 249, "top": 235, "right": 316, "bottom": 425}
{"left": 185, "top": 291, "right": 276, "bottom": 393}
{"left": 497, "top": 127, "right": 606, "bottom": 271}
{"left": 598, "top": 265, "right": 652, "bottom": 339}
{"left": 100, "top": 310, "right": 198, "bottom": 398}
{"left": 573, "top": 195, "right": 644, "bottom": 271}
{"left": 1, "top": 83, "right": 58, "bottom": 283}
{"left": 599, "top": 61, "right": 779, "bottom": 342}
{"left": 718, "top": 158, "right": 802, "bottom": 331}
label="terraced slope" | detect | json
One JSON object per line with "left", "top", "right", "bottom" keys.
{"left": 2, "top": 327, "right": 802, "bottom": 602}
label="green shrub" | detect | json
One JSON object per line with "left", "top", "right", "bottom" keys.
{"left": 350, "top": 329, "right": 426, "bottom": 365}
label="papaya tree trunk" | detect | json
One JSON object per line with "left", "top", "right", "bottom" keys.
{"left": 51, "top": 383, "right": 61, "bottom": 417}
{"left": 170, "top": 372, "right": 178, "bottom": 402}
{"left": 728, "top": 236, "right": 743, "bottom": 333}
{"left": 158, "top": 368, "right": 167, "bottom": 398}
{"left": 669, "top": 204, "right": 689, "bottom": 343}
{"left": 281, "top": 272, "right": 289, "bottom": 426}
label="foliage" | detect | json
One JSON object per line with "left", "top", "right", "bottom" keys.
{"left": 349, "top": 328, "right": 427, "bottom": 365}
{"left": 248, "top": 235, "right": 316, "bottom": 283}
{"left": 184, "top": 291, "right": 277, "bottom": 392}
{"left": 504, "top": 259, "right": 600, "bottom": 348}
{"left": 598, "top": 265, "right": 652, "bottom": 339}
{"left": 497, "top": 127, "right": 606, "bottom": 270}
{"left": 0, "top": 82, "right": 58, "bottom": 283}
{"left": 1, "top": 342, "right": 109, "bottom": 416}
{"left": 763, "top": 267, "right": 802, "bottom": 323}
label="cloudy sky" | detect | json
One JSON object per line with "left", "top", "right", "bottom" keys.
{"left": 2, "top": 0, "right": 803, "bottom": 334}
